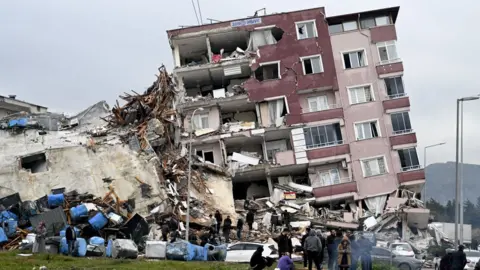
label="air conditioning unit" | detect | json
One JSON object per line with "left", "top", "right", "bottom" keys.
{"left": 341, "top": 160, "right": 348, "bottom": 169}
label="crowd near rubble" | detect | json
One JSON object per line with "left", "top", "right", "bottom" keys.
{"left": 0, "top": 65, "right": 459, "bottom": 266}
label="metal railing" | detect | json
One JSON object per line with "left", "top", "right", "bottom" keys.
{"left": 317, "top": 176, "right": 353, "bottom": 188}
{"left": 303, "top": 103, "right": 342, "bottom": 114}
{"left": 377, "top": 58, "right": 402, "bottom": 66}
{"left": 306, "top": 140, "right": 343, "bottom": 150}
{"left": 392, "top": 129, "right": 413, "bottom": 135}
{"left": 401, "top": 165, "right": 422, "bottom": 172}
{"left": 388, "top": 93, "right": 407, "bottom": 99}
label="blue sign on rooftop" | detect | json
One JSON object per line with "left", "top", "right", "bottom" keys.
{"left": 231, "top": 17, "right": 262, "bottom": 27}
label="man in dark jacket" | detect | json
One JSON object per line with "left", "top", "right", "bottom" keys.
{"left": 223, "top": 215, "right": 232, "bottom": 243}
{"left": 452, "top": 245, "right": 468, "bottom": 270}
{"left": 282, "top": 210, "right": 291, "bottom": 230}
{"left": 326, "top": 229, "right": 336, "bottom": 270}
{"left": 246, "top": 210, "right": 255, "bottom": 236}
{"left": 200, "top": 229, "right": 210, "bottom": 247}
{"left": 271, "top": 211, "right": 279, "bottom": 233}
{"left": 236, "top": 217, "right": 244, "bottom": 240}
{"left": 161, "top": 222, "right": 170, "bottom": 242}
{"left": 301, "top": 227, "right": 311, "bottom": 268}
{"left": 250, "top": 246, "right": 267, "bottom": 270}
{"left": 65, "top": 224, "right": 77, "bottom": 255}
{"left": 214, "top": 210, "right": 222, "bottom": 234}
{"left": 348, "top": 231, "right": 359, "bottom": 270}
{"left": 317, "top": 230, "right": 326, "bottom": 266}
{"left": 304, "top": 230, "right": 322, "bottom": 270}
{"left": 277, "top": 229, "right": 293, "bottom": 257}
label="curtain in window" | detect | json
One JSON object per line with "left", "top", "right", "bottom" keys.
{"left": 311, "top": 57, "right": 322, "bottom": 73}
{"left": 364, "top": 195, "right": 388, "bottom": 216}
{"left": 192, "top": 115, "right": 201, "bottom": 130}
{"left": 249, "top": 30, "right": 277, "bottom": 51}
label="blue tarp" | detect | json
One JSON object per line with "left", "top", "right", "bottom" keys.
{"left": 166, "top": 240, "right": 207, "bottom": 261}
{"left": 0, "top": 228, "right": 7, "bottom": 243}
{"left": 0, "top": 211, "right": 18, "bottom": 222}
{"left": 8, "top": 118, "right": 28, "bottom": 128}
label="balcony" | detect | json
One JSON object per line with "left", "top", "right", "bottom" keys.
{"left": 390, "top": 132, "right": 417, "bottom": 147}
{"left": 376, "top": 61, "right": 404, "bottom": 76}
{"left": 274, "top": 150, "right": 295, "bottom": 166}
{"left": 307, "top": 143, "right": 350, "bottom": 160}
{"left": 313, "top": 180, "right": 358, "bottom": 198}
{"left": 370, "top": 25, "right": 397, "bottom": 43}
{"left": 383, "top": 96, "right": 410, "bottom": 111}
{"left": 397, "top": 169, "right": 425, "bottom": 185}
{"left": 286, "top": 106, "right": 344, "bottom": 125}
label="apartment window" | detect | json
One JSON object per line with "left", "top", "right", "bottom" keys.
{"left": 377, "top": 41, "right": 399, "bottom": 64}
{"left": 304, "top": 123, "right": 342, "bottom": 149}
{"left": 398, "top": 148, "right": 420, "bottom": 171}
{"left": 343, "top": 50, "right": 366, "bottom": 69}
{"left": 355, "top": 120, "right": 380, "bottom": 140}
{"left": 192, "top": 114, "right": 209, "bottom": 129}
{"left": 301, "top": 55, "right": 324, "bottom": 74}
{"left": 255, "top": 62, "right": 280, "bottom": 81}
{"left": 361, "top": 156, "right": 387, "bottom": 177}
{"left": 348, "top": 85, "right": 374, "bottom": 104}
{"left": 328, "top": 21, "right": 358, "bottom": 34}
{"left": 296, "top": 20, "right": 317, "bottom": 40}
{"left": 385, "top": 77, "right": 405, "bottom": 99}
{"left": 319, "top": 168, "right": 340, "bottom": 187}
{"left": 307, "top": 96, "right": 329, "bottom": 112}
{"left": 391, "top": 112, "right": 412, "bottom": 134}
{"left": 360, "top": 16, "right": 391, "bottom": 29}
{"left": 196, "top": 150, "right": 214, "bottom": 163}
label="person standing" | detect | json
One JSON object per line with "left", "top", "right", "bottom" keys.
{"left": 332, "top": 230, "right": 343, "bottom": 270}
{"left": 33, "top": 221, "right": 47, "bottom": 254}
{"left": 271, "top": 211, "right": 279, "bottom": 233}
{"left": 337, "top": 236, "right": 352, "bottom": 270}
{"left": 301, "top": 227, "right": 311, "bottom": 268}
{"left": 161, "top": 222, "right": 170, "bottom": 242}
{"left": 277, "top": 229, "right": 293, "bottom": 257}
{"left": 326, "top": 229, "right": 336, "bottom": 270}
{"left": 277, "top": 254, "right": 295, "bottom": 270}
{"left": 452, "top": 245, "right": 468, "bottom": 270}
{"left": 246, "top": 210, "right": 254, "bottom": 236}
{"left": 236, "top": 216, "right": 244, "bottom": 241}
{"left": 223, "top": 215, "right": 232, "bottom": 243}
{"left": 358, "top": 234, "right": 373, "bottom": 270}
{"left": 347, "top": 231, "right": 359, "bottom": 270}
{"left": 214, "top": 210, "right": 222, "bottom": 234}
{"left": 304, "top": 229, "right": 322, "bottom": 270}
{"left": 65, "top": 224, "right": 77, "bottom": 256}
{"left": 317, "top": 230, "right": 326, "bottom": 267}
{"left": 282, "top": 210, "right": 291, "bottom": 230}
{"left": 209, "top": 214, "right": 217, "bottom": 238}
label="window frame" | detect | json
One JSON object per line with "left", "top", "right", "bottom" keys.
{"left": 390, "top": 111, "right": 412, "bottom": 135}
{"left": 258, "top": 60, "right": 282, "bottom": 80}
{"left": 193, "top": 113, "right": 209, "bottom": 130}
{"left": 376, "top": 40, "right": 400, "bottom": 65}
{"left": 347, "top": 83, "right": 375, "bottom": 105}
{"left": 354, "top": 119, "right": 381, "bottom": 141}
{"left": 384, "top": 76, "right": 406, "bottom": 99}
{"left": 360, "top": 155, "right": 389, "bottom": 177}
{"left": 303, "top": 123, "right": 343, "bottom": 149}
{"left": 307, "top": 95, "right": 329, "bottom": 112}
{"left": 295, "top": 20, "right": 318, "bottom": 40}
{"left": 264, "top": 95, "right": 290, "bottom": 114}
{"left": 318, "top": 168, "right": 341, "bottom": 187}
{"left": 341, "top": 49, "right": 368, "bottom": 69}
{"left": 398, "top": 147, "right": 420, "bottom": 172}
{"left": 300, "top": 54, "right": 324, "bottom": 75}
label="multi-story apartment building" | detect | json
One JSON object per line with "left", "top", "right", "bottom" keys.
{"left": 0, "top": 95, "right": 48, "bottom": 118}
{"left": 167, "top": 6, "right": 426, "bottom": 221}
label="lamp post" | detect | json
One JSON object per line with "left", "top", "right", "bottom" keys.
{"left": 185, "top": 107, "right": 204, "bottom": 243}
{"left": 423, "top": 142, "right": 446, "bottom": 205}
{"left": 455, "top": 96, "right": 479, "bottom": 249}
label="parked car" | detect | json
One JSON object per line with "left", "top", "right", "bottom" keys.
{"left": 464, "top": 249, "right": 480, "bottom": 270}
{"left": 388, "top": 242, "right": 415, "bottom": 258}
{"left": 371, "top": 247, "right": 424, "bottom": 270}
{"left": 225, "top": 242, "right": 278, "bottom": 263}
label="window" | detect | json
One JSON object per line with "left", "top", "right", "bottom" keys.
{"left": 307, "top": 96, "right": 329, "bottom": 112}
{"left": 318, "top": 168, "right": 340, "bottom": 187}
{"left": 343, "top": 50, "right": 366, "bottom": 69}
{"left": 348, "top": 85, "right": 374, "bottom": 104}
{"left": 375, "top": 16, "right": 390, "bottom": 26}
{"left": 385, "top": 77, "right": 405, "bottom": 99}
{"left": 296, "top": 20, "right": 317, "bottom": 39}
{"left": 21, "top": 153, "right": 47, "bottom": 173}
{"left": 192, "top": 114, "right": 209, "bottom": 129}
{"left": 398, "top": 148, "right": 420, "bottom": 171}
{"left": 244, "top": 244, "right": 262, "bottom": 250}
{"left": 360, "top": 16, "right": 391, "bottom": 29}
{"left": 361, "top": 156, "right": 387, "bottom": 177}
{"left": 301, "top": 55, "right": 324, "bottom": 74}
{"left": 228, "top": 244, "right": 245, "bottom": 251}
{"left": 377, "top": 41, "right": 399, "bottom": 64}
{"left": 255, "top": 62, "right": 280, "bottom": 81}
{"left": 391, "top": 112, "right": 412, "bottom": 134}
{"left": 196, "top": 150, "right": 214, "bottom": 163}
{"left": 328, "top": 21, "right": 358, "bottom": 34}
{"left": 355, "top": 120, "right": 380, "bottom": 140}
{"left": 304, "top": 123, "right": 342, "bottom": 149}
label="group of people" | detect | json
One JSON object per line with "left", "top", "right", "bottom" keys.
{"left": 326, "top": 229, "right": 373, "bottom": 270}
{"left": 439, "top": 245, "right": 468, "bottom": 270}
{"left": 270, "top": 210, "right": 292, "bottom": 232}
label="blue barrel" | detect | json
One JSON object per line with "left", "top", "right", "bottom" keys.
{"left": 73, "top": 238, "right": 87, "bottom": 257}
{"left": 59, "top": 237, "right": 68, "bottom": 255}
{"left": 89, "top": 236, "right": 105, "bottom": 246}
{"left": 59, "top": 226, "right": 80, "bottom": 238}
{"left": 106, "top": 239, "right": 113, "bottom": 257}
{"left": 88, "top": 213, "right": 108, "bottom": 230}
{"left": 4, "top": 220, "right": 17, "bottom": 237}
{"left": 70, "top": 204, "right": 88, "bottom": 221}
{"left": 47, "top": 194, "right": 64, "bottom": 207}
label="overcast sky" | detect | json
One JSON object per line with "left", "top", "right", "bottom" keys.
{"left": 1, "top": 0, "right": 479, "bottom": 165}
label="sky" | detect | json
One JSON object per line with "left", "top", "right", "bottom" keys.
{"left": 1, "top": 0, "right": 479, "bottom": 165}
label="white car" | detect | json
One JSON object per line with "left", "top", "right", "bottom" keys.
{"left": 464, "top": 250, "right": 480, "bottom": 270}
{"left": 389, "top": 242, "right": 415, "bottom": 258}
{"left": 225, "top": 242, "right": 278, "bottom": 263}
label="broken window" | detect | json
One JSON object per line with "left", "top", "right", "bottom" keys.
{"left": 248, "top": 27, "right": 283, "bottom": 50}
{"left": 362, "top": 156, "right": 387, "bottom": 177}
{"left": 302, "top": 55, "right": 324, "bottom": 75}
{"left": 266, "top": 140, "right": 288, "bottom": 162}
{"left": 398, "top": 148, "right": 420, "bottom": 171}
{"left": 296, "top": 20, "right": 317, "bottom": 39}
{"left": 348, "top": 85, "right": 373, "bottom": 104}
{"left": 21, "top": 153, "right": 47, "bottom": 173}
{"left": 391, "top": 112, "right": 412, "bottom": 134}
{"left": 343, "top": 50, "right": 366, "bottom": 69}
{"left": 355, "top": 121, "right": 380, "bottom": 140}
{"left": 304, "top": 123, "right": 342, "bottom": 149}
{"left": 307, "top": 96, "right": 329, "bottom": 112}
{"left": 195, "top": 150, "right": 215, "bottom": 163}
{"left": 385, "top": 77, "right": 405, "bottom": 99}
{"left": 255, "top": 63, "right": 280, "bottom": 81}
{"left": 267, "top": 98, "right": 287, "bottom": 127}
{"left": 318, "top": 168, "right": 340, "bottom": 187}
{"left": 377, "top": 41, "right": 399, "bottom": 64}
{"left": 192, "top": 114, "right": 209, "bottom": 130}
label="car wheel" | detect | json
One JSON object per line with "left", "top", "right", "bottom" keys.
{"left": 398, "top": 263, "right": 411, "bottom": 270}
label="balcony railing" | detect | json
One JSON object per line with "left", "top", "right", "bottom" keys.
{"left": 302, "top": 103, "right": 342, "bottom": 114}
{"left": 393, "top": 129, "right": 414, "bottom": 135}
{"left": 401, "top": 165, "right": 421, "bottom": 172}
{"left": 377, "top": 58, "right": 402, "bottom": 66}
{"left": 388, "top": 93, "right": 407, "bottom": 99}
{"left": 316, "top": 177, "right": 352, "bottom": 188}
{"left": 306, "top": 140, "right": 343, "bottom": 150}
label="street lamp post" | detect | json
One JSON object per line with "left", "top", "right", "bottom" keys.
{"left": 186, "top": 107, "right": 204, "bottom": 243}
{"left": 423, "top": 142, "right": 446, "bottom": 205}
{"left": 455, "top": 96, "right": 479, "bottom": 249}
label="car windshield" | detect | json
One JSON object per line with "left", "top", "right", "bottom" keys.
{"left": 391, "top": 244, "right": 413, "bottom": 252}
{"left": 465, "top": 251, "right": 480, "bottom": 257}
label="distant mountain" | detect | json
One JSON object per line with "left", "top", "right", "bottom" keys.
{"left": 425, "top": 162, "right": 480, "bottom": 205}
